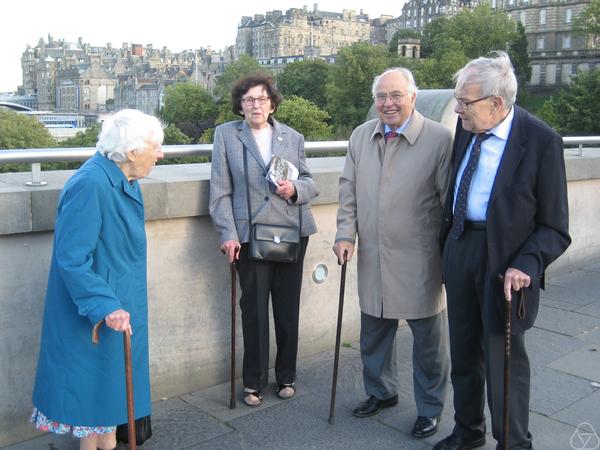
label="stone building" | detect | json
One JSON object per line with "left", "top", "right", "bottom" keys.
{"left": 385, "top": 0, "right": 481, "bottom": 40}
{"left": 492, "top": 0, "right": 600, "bottom": 87}
{"left": 235, "top": 4, "right": 375, "bottom": 62}
{"left": 21, "top": 35, "right": 232, "bottom": 113}
{"left": 55, "top": 62, "right": 116, "bottom": 114}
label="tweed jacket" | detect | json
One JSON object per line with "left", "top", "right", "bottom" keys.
{"left": 209, "top": 119, "right": 319, "bottom": 245}
{"left": 336, "top": 111, "right": 453, "bottom": 320}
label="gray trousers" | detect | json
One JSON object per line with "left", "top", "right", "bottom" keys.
{"left": 360, "top": 310, "right": 450, "bottom": 417}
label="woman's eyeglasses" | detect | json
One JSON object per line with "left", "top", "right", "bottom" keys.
{"left": 242, "top": 96, "right": 270, "bottom": 106}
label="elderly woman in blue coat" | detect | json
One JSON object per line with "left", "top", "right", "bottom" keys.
{"left": 30, "top": 109, "right": 164, "bottom": 450}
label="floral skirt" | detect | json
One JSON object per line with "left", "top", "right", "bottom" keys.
{"left": 30, "top": 408, "right": 116, "bottom": 438}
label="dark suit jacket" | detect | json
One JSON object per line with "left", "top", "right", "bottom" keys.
{"left": 440, "top": 105, "right": 571, "bottom": 333}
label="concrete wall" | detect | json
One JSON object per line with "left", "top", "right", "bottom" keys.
{"left": 0, "top": 152, "right": 599, "bottom": 447}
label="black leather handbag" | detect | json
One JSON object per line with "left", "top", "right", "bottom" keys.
{"left": 250, "top": 223, "right": 300, "bottom": 263}
{"left": 116, "top": 415, "right": 152, "bottom": 445}
{"left": 243, "top": 146, "right": 301, "bottom": 263}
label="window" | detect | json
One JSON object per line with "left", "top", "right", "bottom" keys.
{"left": 563, "top": 34, "right": 571, "bottom": 48}
{"left": 520, "top": 11, "right": 526, "bottom": 24}
{"left": 537, "top": 36, "right": 545, "bottom": 50}
{"left": 566, "top": 9, "right": 572, "bottom": 23}
{"left": 540, "top": 9, "right": 546, "bottom": 25}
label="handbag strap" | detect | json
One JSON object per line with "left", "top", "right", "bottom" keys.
{"left": 242, "top": 144, "right": 302, "bottom": 233}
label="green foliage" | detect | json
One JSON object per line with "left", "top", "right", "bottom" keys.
{"left": 158, "top": 82, "right": 217, "bottom": 141}
{"left": 440, "top": 5, "right": 516, "bottom": 59}
{"left": 326, "top": 42, "right": 392, "bottom": 132}
{"left": 275, "top": 95, "right": 332, "bottom": 141}
{"left": 388, "top": 29, "right": 421, "bottom": 54}
{"left": 59, "top": 123, "right": 101, "bottom": 148}
{"left": 213, "top": 55, "right": 270, "bottom": 100}
{"left": 414, "top": 42, "right": 469, "bottom": 88}
{"left": 0, "top": 109, "right": 56, "bottom": 150}
{"left": 199, "top": 128, "right": 215, "bottom": 144}
{"left": 163, "top": 124, "right": 192, "bottom": 145}
{"left": 509, "top": 21, "right": 532, "bottom": 95}
{"left": 540, "top": 69, "right": 600, "bottom": 135}
{"left": 574, "top": 0, "right": 600, "bottom": 36}
{"left": 160, "top": 83, "right": 217, "bottom": 124}
{"left": 277, "top": 60, "right": 331, "bottom": 109}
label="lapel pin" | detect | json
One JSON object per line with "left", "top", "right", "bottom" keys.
{"left": 277, "top": 136, "right": 283, "bottom": 141}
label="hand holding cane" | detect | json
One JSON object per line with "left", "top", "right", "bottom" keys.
{"left": 329, "top": 250, "right": 348, "bottom": 425}
{"left": 229, "top": 252, "right": 239, "bottom": 409}
{"left": 92, "top": 319, "right": 137, "bottom": 450}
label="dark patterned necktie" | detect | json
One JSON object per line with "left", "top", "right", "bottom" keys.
{"left": 449, "top": 133, "right": 492, "bottom": 239}
{"left": 384, "top": 130, "right": 398, "bottom": 142}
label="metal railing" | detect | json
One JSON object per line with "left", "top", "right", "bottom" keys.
{"left": 0, "top": 137, "right": 597, "bottom": 186}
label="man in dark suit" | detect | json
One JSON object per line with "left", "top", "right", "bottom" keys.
{"left": 434, "top": 52, "right": 571, "bottom": 450}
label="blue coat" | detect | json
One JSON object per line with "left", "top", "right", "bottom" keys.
{"left": 32, "top": 152, "right": 151, "bottom": 426}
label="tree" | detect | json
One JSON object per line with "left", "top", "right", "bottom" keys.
{"left": 388, "top": 29, "right": 421, "bottom": 54}
{"left": 440, "top": 5, "right": 516, "bottom": 59}
{"left": 277, "top": 60, "right": 331, "bottom": 109}
{"left": 163, "top": 124, "right": 192, "bottom": 145}
{"left": 275, "top": 95, "right": 333, "bottom": 141}
{"left": 574, "top": 0, "right": 600, "bottom": 37}
{"left": 158, "top": 82, "right": 217, "bottom": 141}
{"left": 59, "top": 123, "right": 101, "bottom": 148}
{"left": 540, "top": 69, "right": 600, "bottom": 135}
{"left": 414, "top": 43, "right": 469, "bottom": 89}
{"left": 509, "top": 21, "right": 532, "bottom": 94}
{"left": 326, "top": 42, "right": 392, "bottom": 134}
{"left": 213, "top": 55, "right": 269, "bottom": 100}
{"left": 0, "top": 109, "right": 56, "bottom": 150}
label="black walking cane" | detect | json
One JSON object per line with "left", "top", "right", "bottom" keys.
{"left": 329, "top": 250, "right": 348, "bottom": 425}
{"left": 498, "top": 275, "right": 526, "bottom": 450}
{"left": 503, "top": 294, "right": 512, "bottom": 450}
{"left": 229, "top": 258, "right": 238, "bottom": 409}
{"left": 92, "top": 319, "right": 137, "bottom": 450}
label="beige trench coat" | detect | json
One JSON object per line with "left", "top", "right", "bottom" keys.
{"left": 336, "top": 111, "right": 452, "bottom": 319}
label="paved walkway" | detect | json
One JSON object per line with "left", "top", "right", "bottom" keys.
{"left": 5, "top": 262, "right": 600, "bottom": 450}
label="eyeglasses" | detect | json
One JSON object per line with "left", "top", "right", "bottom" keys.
{"left": 454, "top": 93, "right": 492, "bottom": 110}
{"left": 242, "top": 96, "right": 270, "bottom": 106}
{"left": 375, "top": 92, "right": 405, "bottom": 104}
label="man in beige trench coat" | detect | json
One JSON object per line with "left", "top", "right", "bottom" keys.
{"left": 333, "top": 67, "right": 452, "bottom": 438}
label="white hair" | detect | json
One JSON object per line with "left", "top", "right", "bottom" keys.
{"left": 454, "top": 51, "right": 518, "bottom": 108}
{"left": 372, "top": 67, "right": 418, "bottom": 97}
{"left": 97, "top": 109, "right": 164, "bottom": 163}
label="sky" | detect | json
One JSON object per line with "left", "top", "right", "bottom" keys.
{"left": 0, "top": 0, "right": 404, "bottom": 93}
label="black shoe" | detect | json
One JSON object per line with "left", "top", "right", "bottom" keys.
{"left": 412, "top": 415, "right": 440, "bottom": 438}
{"left": 433, "top": 433, "right": 486, "bottom": 450}
{"left": 352, "top": 395, "right": 398, "bottom": 418}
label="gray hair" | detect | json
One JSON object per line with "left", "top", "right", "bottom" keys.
{"left": 454, "top": 51, "right": 517, "bottom": 108}
{"left": 97, "top": 109, "right": 164, "bottom": 163}
{"left": 372, "top": 67, "right": 418, "bottom": 97}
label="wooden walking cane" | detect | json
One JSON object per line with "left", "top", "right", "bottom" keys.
{"left": 92, "top": 319, "right": 137, "bottom": 450}
{"left": 329, "top": 250, "right": 348, "bottom": 425}
{"left": 230, "top": 259, "right": 237, "bottom": 409}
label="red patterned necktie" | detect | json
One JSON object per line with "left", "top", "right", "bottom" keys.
{"left": 449, "top": 133, "right": 492, "bottom": 239}
{"left": 384, "top": 130, "right": 398, "bottom": 142}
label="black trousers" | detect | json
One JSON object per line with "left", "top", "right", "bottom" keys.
{"left": 443, "top": 229, "right": 532, "bottom": 450}
{"left": 235, "top": 237, "right": 309, "bottom": 391}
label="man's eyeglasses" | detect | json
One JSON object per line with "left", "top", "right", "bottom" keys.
{"left": 454, "top": 93, "right": 492, "bottom": 110}
{"left": 375, "top": 92, "right": 405, "bottom": 104}
{"left": 242, "top": 96, "right": 270, "bottom": 106}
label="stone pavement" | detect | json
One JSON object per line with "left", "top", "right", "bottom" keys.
{"left": 5, "top": 262, "right": 600, "bottom": 450}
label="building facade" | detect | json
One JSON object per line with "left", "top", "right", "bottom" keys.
{"left": 492, "top": 0, "right": 600, "bottom": 86}
{"left": 236, "top": 5, "right": 376, "bottom": 61}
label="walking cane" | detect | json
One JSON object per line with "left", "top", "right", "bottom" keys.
{"left": 92, "top": 319, "right": 137, "bottom": 450}
{"left": 329, "top": 250, "right": 348, "bottom": 425}
{"left": 503, "top": 295, "right": 511, "bottom": 450}
{"left": 230, "top": 259, "right": 237, "bottom": 410}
